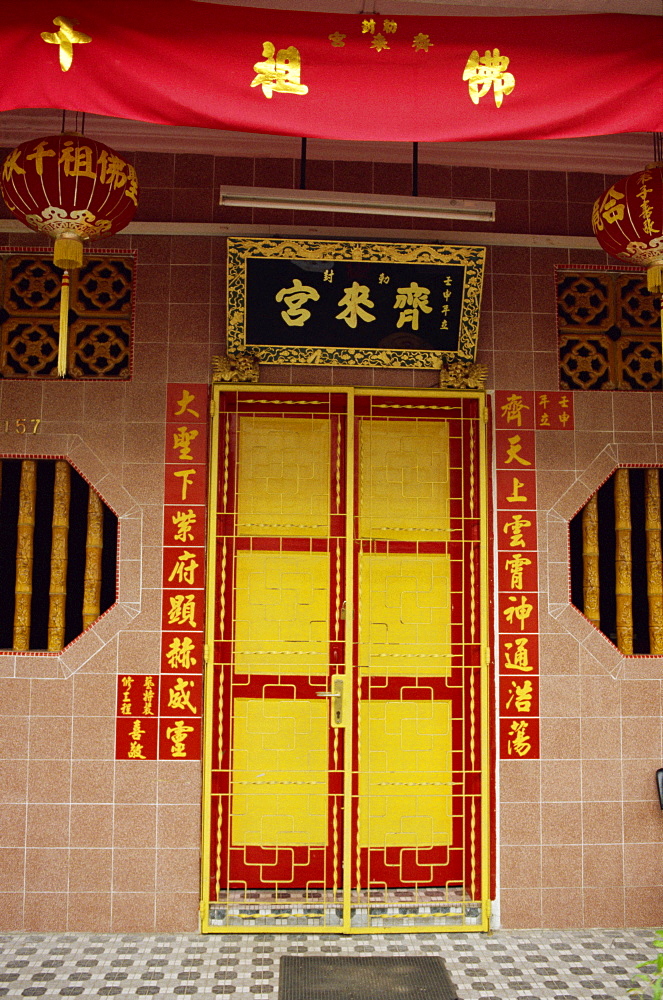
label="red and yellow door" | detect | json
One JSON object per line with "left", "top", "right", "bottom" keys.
{"left": 201, "top": 386, "right": 490, "bottom": 933}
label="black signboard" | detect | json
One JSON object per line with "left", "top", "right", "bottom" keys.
{"left": 227, "top": 238, "right": 485, "bottom": 369}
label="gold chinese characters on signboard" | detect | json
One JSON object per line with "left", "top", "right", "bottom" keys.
{"left": 226, "top": 238, "right": 485, "bottom": 369}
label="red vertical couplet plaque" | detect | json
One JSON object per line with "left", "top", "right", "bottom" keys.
{"left": 114, "top": 383, "right": 208, "bottom": 761}
{"left": 494, "top": 390, "right": 574, "bottom": 760}
{"left": 159, "top": 383, "right": 208, "bottom": 761}
{"left": 494, "top": 391, "right": 539, "bottom": 761}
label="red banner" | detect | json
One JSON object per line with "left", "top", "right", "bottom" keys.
{"left": 1, "top": 2, "right": 661, "bottom": 143}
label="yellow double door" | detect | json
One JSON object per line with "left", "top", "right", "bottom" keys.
{"left": 202, "top": 386, "right": 490, "bottom": 932}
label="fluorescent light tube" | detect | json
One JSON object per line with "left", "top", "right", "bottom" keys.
{"left": 218, "top": 185, "right": 496, "bottom": 222}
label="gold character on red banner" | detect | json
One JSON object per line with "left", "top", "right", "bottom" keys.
{"left": 128, "top": 719, "right": 146, "bottom": 759}
{"left": 501, "top": 393, "right": 529, "bottom": 427}
{"left": 503, "top": 637, "right": 532, "bottom": 672}
{"left": 41, "top": 15, "right": 91, "bottom": 72}
{"left": 394, "top": 283, "right": 432, "bottom": 331}
{"left": 173, "top": 468, "right": 196, "bottom": 501}
{"left": 143, "top": 677, "right": 156, "bottom": 716}
{"left": 505, "top": 679, "right": 533, "bottom": 713}
{"left": 275, "top": 278, "right": 320, "bottom": 326}
{"left": 362, "top": 19, "right": 376, "bottom": 34}
{"left": 383, "top": 19, "right": 398, "bottom": 33}
{"left": 463, "top": 48, "right": 515, "bottom": 108}
{"left": 251, "top": 42, "right": 309, "bottom": 99}
{"left": 120, "top": 676, "right": 133, "bottom": 715}
{"left": 538, "top": 394, "right": 551, "bottom": 426}
{"left": 371, "top": 33, "right": 390, "bottom": 51}
{"left": 167, "top": 678, "right": 197, "bottom": 714}
{"left": 559, "top": 396, "right": 570, "bottom": 425}
{"left": 507, "top": 720, "right": 531, "bottom": 757}
{"left": 504, "top": 552, "right": 531, "bottom": 591}
{"left": 173, "top": 426, "right": 199, "bottom": 461}
{"left": 168, "top": 551, "right": 199, "bottom": 586}
{"left": 168, "top": 594, "right": 198, "bottom": 628}
{"left": 172, "top": 509, "right": 197, "bottom": 543}
{"left": 504, "top": 434, "right": 531, "bottom": 467}
{"left": 503, "top": 594, "right": 534, "bottom": 631}
{"left": 336, "top": 283, "right": 375, "bottom": 328}
{"left": 328, "top": 32, "right": 346, "bottom": 47}
{"left": 412, "top": 33, "right": 433, "bottom": 52}
{"left": 166, "top": 719, "right": 194, "bottom": 758}
{"left": 503, "top": 513, "right": 531, "bottom": 548}
{"left": 174, "top": 390, "right": 199, "bottom": 419}
{"left": 506, "top": 477, "right": 528, "bottom": 503}
{"left": 165, "top": 636, "right": 198, "bottom": 671}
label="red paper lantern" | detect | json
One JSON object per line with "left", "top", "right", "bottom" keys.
{"left": 0, "top": 133, "right": 138, "bottom": 375}
{"left": 592, "top": 163, "right": 663, "bottom": 302}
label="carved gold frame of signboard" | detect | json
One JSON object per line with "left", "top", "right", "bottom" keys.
{"left": 226, "top": 237, "right": 486, "bottom": 369}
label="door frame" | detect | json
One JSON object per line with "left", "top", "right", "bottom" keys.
{"left": 200, "top": 384, "right": 492, "bottom": 933}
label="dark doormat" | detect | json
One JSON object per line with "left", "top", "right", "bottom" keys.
{"left": 279, "top": 955, "right": 460, "bottom": 1000}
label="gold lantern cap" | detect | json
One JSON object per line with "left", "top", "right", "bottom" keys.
{"left": 54, "top": 233, "right": 84, "bottom": 270}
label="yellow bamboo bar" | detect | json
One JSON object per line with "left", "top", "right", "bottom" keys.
{"left": 48, "top": 460, "right": 71, "bottom": 650}
{"left": 13, "top": 460, "right": 37, "bottom": 650}
{"left": 82, "top": 487, "right": 104, "bottom": 629}
{"left": 645, "top": 468, "right": 663, "bottom": 655}
{"left": 582, "top": 493, "right": 600, "bottom": 627}
{"left": 614, "top": 467, "right": 633, "bottom": 654}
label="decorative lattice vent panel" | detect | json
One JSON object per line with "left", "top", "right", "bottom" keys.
{"left": 557, "top": 267, "right": 661, "bottom": 391}
{"left": 0, "top": 252, "right": 134, "bottom": 378}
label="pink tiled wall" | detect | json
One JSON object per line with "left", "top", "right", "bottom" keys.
{"left": 0, "top": 152, "right": 660, "bottom": 931}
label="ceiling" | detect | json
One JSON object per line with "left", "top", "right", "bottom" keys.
{"left": 198, "top": 0, "right": 661, "bottom": 13}
{"left": 0, "top": 0, "right": 660, "bottom": 174}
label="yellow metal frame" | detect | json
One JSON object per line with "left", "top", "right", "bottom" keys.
{"left": 200, "top": 385, "right": 491, "bottom": 934}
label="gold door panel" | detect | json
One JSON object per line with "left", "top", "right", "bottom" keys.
{"left": 237, "top": 415, "right": 330, "bottom": 537}
{"left": 234, "top": 550, "right": 330, "bottom": 674}
{"left": 231, "top": 698, "right": 329, "bottom": 847}
{"left": 358, "top": 700, "right": 453, "bottom": 850}
{"left": 358, "top": 553, "right": 452, "bottom": 675}
{"left": 358, "top": 419, "right": 450, "bottom": 540}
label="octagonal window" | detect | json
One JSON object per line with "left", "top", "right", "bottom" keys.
{"left": 569, "top": 467, "right": 663, "bottom": 655}
{"left": 0, "top": 458, "right": 118, "bottom": 651}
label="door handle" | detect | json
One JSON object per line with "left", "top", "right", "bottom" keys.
{"left": 316, "top": 674, "right": 346, "bottom": 728}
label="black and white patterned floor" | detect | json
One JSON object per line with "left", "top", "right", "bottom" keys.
{"left": 0, "top": 929, "right": 655, "bottom": 999}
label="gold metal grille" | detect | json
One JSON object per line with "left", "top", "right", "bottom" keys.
{"left": 201, "top": 386, "right": 490, "bottom": 934}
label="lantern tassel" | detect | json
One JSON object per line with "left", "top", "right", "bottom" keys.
{"left": 57, "top": 270, "right": 70, "bottom": 378}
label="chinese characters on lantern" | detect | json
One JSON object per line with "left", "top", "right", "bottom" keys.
{"left": 1, "top": 135, "right": 138, "bottom": 206}
{"left": 115, "top": 384, "right": 208, "bottom": 761}
{"left": 495, "top": 391, "right": 574, "bottom": 761}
